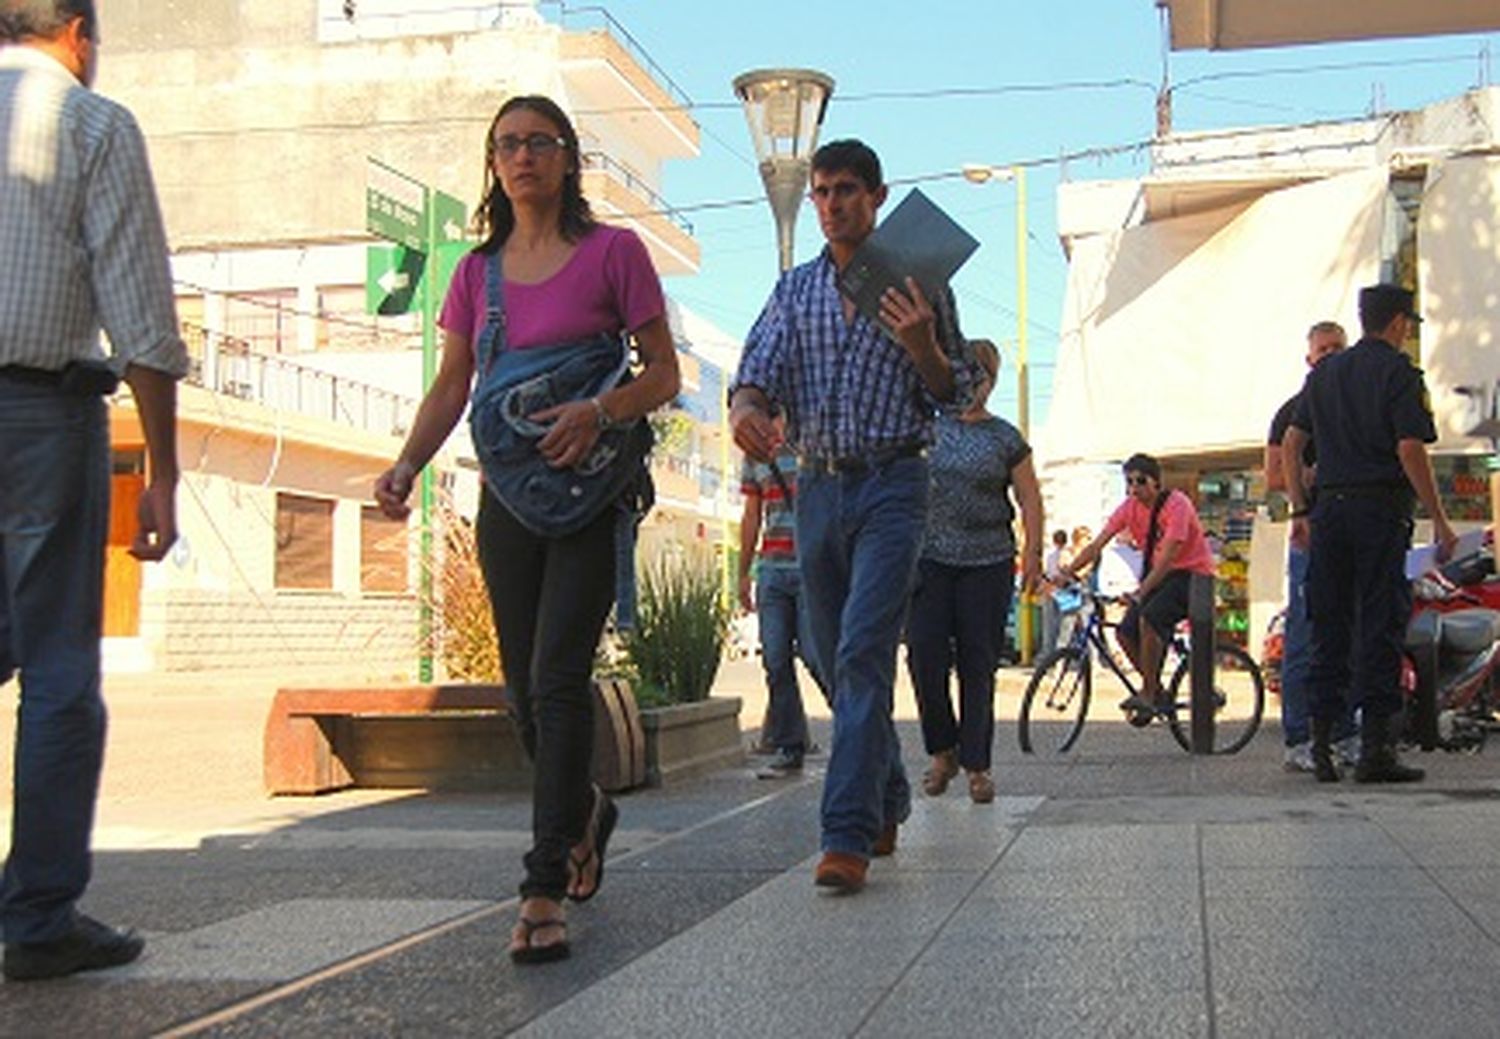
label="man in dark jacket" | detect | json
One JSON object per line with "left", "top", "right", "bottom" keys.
{"left": 1284, "top": 284, "right": 1456, "bottom": 783}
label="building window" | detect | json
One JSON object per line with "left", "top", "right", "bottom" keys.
{"left": 361, "top": 506, "right": 409, "bottom": 593}
{"left": 275, "top": 494, "right": 334, "bottom": 590}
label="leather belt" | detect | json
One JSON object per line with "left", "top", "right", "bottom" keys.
{"left": 0, "top": 365, "right": 65, "bottom": 387}
{"left": 799, "top": 442, "right": 925, "bottom": 475}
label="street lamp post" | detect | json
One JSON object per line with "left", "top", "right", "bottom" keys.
{"left": 723, "top": 68, "right": 836, "bottom": 611}
{"left": 732, "top": 68, "right": 836, "bottom": 274}
{"left": 961, "top": 163, "right": 1028, "bottom": 439}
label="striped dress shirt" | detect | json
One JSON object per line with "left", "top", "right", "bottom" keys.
{"left": 732, "top": 249, "right": 976, "bottom": 460}
{"left": 0, "top": 46, "right": 187, "bottom": 377}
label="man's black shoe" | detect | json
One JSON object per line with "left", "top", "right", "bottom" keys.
{"left": 3, "top": 915, "right": 144, "bottom": 981}
{"left": 1354, "top": 747, "right": 1425, "bottom": 784}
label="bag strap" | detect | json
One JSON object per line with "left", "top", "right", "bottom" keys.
{"left": 476, "top": 249, "right": 507, "bottom": 375}
{"left": 1141, "top": 489, "right": 1169, "bottom": 578}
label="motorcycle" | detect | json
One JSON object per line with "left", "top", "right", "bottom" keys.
{"left": 1402, "top": 533, "right": 1500, "bottom": 753}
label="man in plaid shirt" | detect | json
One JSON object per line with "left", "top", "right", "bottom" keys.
{"left": 1, "top": 0, "right": 186, "bottom": 981}
{"left": 730, "top": 139, "right": 976, "bottom": 893}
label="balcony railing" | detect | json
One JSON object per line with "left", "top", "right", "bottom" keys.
{"left": 181, "top": 323, "right": 419, "bottom": 440}
{"left": 580, "top": 150, "right": 694, "bottom": 236}
{"left": 559, "top": 4, "right": 695, "bottom": 114}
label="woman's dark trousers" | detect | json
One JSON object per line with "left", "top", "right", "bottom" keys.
{"left": 906, "top": 558, "right": 1015, "bottom": 772}
{"left": 477, "top": 493, "right": 616, "bottom": 900}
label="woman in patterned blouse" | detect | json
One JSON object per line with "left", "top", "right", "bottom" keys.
{"left": 906, "top": 340, "right": 1043, "bottom": 803}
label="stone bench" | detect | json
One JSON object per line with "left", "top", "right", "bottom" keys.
{"left": 263, "top": 678, "right": 647, "bottom": 796}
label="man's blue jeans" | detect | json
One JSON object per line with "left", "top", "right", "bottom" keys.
{"left": 1281, "top": 544, "right": 1355, "bottom": 746}
{"left": 757, "top": 565, "right": 825, "bottom": 755}
{"left": 796, "top": 456, "right": 922, "bottom": 859}
{"left": 0, "top": 383, "right": 110, "bottom": 944}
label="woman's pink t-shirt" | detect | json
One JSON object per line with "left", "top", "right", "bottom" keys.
{"left": 1102, "top": 490, "right": 1216, "bottom": 576}
{"left": 438, "top": 224, "right": 666, "bottom": 353}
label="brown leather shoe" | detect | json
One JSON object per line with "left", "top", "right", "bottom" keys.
{"left": 814, "top": 852, "right": 868, "bottom": 893}
{"left": 871, "top": 823, "right": 898, "bottom": 857}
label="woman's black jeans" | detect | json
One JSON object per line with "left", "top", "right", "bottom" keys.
{"left": 905, "top": 557, "right": 1015, "bottom": 772}
{"left": 476, "top": 492, "right": 617, "bottom": 901}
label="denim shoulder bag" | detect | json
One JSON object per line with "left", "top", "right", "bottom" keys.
{"left": 468, "top": 248, "right": 655, "bottom": 540}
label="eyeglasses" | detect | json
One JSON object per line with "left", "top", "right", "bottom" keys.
{"left": 808, "top": 182, "right": 865, "bottom": 202}
{"left": 1125, "top": 474, "right": 1151, "bottom": 487}
{"left": 493, "top": 133, "right": 568, "bottom": 159}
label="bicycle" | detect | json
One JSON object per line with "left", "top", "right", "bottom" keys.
{"left": 1018, "top": 586, "right": 1265, "bottom": 755}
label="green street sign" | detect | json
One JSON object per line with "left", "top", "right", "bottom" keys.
{"left": 432, "top": 240, "right": 469, "bottom": 307}
{"left": 366, "top": 158, "right": 426, "bottom": 251}
{"left": 432, "top": 189, "right": 468, "bottom": 247}
{"left": 365, "top": 244, "right": 425, "bottom": 316}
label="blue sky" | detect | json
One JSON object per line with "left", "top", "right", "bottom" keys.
{"left": 585, "top": 2, "right": 1498, "bottom": 427}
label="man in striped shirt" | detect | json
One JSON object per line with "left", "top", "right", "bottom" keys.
{"left": 739, "top": 424, "right": 828, "bottom": 779}
{"left": 730, "top": 139, "right": 976, "bottom": 893}
{"left": 1, "top": 0, "right": 187, "bottom": 981}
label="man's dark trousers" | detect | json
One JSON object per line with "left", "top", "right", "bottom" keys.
{"left": 1304, "top": 490, "right": 1412, "bottom": 726}
{"left": 0, "top": 384, "right": 111, "bottom": 944}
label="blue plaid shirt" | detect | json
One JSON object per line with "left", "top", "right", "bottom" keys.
{"left": 732, "top": 249, "right": 977, "bottom": 459}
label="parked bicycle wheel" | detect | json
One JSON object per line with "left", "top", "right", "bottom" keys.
{"left": 1165, "top": 643, "right": 1264, "bottom": 754}
{"left": 1019, "top": 646, "right": 1092, "bottom": 754}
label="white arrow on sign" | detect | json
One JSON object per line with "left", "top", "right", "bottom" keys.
{"left": 378, "top": 269, "right": 410, "bottom": 295}
{"left": 443, "top": 219, "right": 464, "bottom": 241}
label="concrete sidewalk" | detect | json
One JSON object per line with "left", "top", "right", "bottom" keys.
{"left": 2, "top": 666, "right": 1500, "bottom": 1036}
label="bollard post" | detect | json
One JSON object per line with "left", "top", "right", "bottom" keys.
{"left": 1188, "top": 572, "right": 1216, "bottom": 754}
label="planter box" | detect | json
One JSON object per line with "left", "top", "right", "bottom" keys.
{"left": 639, "top": 696, "right": 744, "bottom": 787}
{"left": 264, "top": 678, "right": 645, "bottom": 795}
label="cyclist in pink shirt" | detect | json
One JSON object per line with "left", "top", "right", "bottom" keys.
{"left": 1063, "top": 453, "right": 1215, "bottom": 716}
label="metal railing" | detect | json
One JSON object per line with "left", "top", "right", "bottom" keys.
{"left": 182, "top": 323, "right": 419, "bottom": 439}
{"left": 579, "top": 150, "right": 695, "bottom": 236}
{"left": 558, "top": 4, "right": 696, "bottom": 114}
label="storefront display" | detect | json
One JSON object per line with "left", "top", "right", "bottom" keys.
{"left": 1433, "top": 454, "right": 1494, "bottom": 524}
{"left": 1192, "top": 469, "right": 1262, "bottom": 650}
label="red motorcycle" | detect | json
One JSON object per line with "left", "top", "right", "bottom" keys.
{"left": 1402, "top": 532, "right": 1500, "bottom": 753}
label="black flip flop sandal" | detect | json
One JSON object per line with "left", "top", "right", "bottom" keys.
{"left": 509, "top": 917, "right": 570, "bottom": 965}
{"left": 568, "top": 792, "right": 619, "bottom": 904}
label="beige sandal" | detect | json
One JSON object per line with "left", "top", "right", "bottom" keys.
{"left": 922, "top": 750, "right": 959, "bottom": 796}
{"left": 967, "top": 770, "right": 995, "bottom": 804}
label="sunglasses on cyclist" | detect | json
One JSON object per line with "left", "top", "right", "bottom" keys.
{"left": 1125, "top": 474, "right": 1153, "bottom": 487}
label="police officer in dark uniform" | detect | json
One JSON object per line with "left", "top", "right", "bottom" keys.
{"left": 1283, "top": 284, "right": 1457, "bottom": 783}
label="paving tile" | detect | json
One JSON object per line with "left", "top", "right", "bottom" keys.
{"left": 1200, "top": 820, "right": 1409, "bottom": 868}
{"left": 1214, "top": 984, "right": 1500, "bottom": 1039}
{"left": 509, "top": 982, "right": 885, "bottom": 1039}
{"left": 114, "top": 898, "right": 488, "bottom": 982}
{"left": 1208, "top": 898, "right": 1500, "bottom": 993}
{"left": 997, "top": 822, "right": 1197, "bottom": 871}
{"left": 978, "top": 865, "right": 1200, "bottom": 901}
{"left": 901, "top": 934, "right": 1204, "bottom": 993}
{"left": 1204, "top": 865, "right": 1439, "bottom": 900}
{"left": 863, "top": 966, "right": 1209, "bottom": 1037}
{"left": 941, "top": 891, "right": 1201, "bottom": 942}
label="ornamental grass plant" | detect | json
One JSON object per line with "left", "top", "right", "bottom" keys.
{"left": 622, "top": 554, "right": 729, "bottom": 706}
{"left": 420, "top": 491, "right": 501, "bottom": 683}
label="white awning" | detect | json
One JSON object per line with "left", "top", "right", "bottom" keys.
{"left": 1159, "top": 0, "right": 1500, "bottom": 51}
{"left": 1037, "top": 167, "right": 1389, "bottom": 468}
{"left": 1418, "top": 154, "right": 1500, "bottom": 452}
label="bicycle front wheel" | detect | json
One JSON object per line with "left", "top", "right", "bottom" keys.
{"left": 1166, "top": 643, "right": 1265, "bottom": 754}
{"left": 1019, "top": 646, "right": 1092, "bottom": 754}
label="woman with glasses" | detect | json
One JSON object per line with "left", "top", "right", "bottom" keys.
{"left": 906, "top": 340, "right": 1043, "bottom": 804}
{"left": 1062, "top": 453, "right": 1215, "bottom": 717}
{"left": 375, "top": 95, "right": 679, "bottom": 965}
